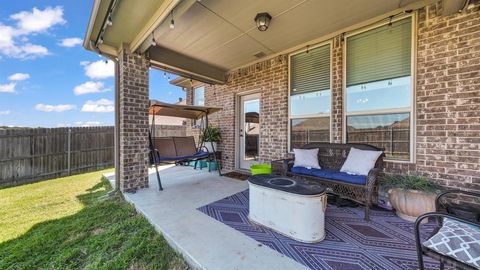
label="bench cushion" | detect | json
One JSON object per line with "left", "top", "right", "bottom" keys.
{"left": 290, "top": 167, "right": 367, "bottom": 185}
{"left": 156, "top": 150, "right": 209, "bottom": 162}
{"left": 423, "top": 218, "right": 480, "bottom": 268}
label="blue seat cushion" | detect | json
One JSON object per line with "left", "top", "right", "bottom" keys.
{"left": 155, "top": 150, "right": 209, "bottom": 162}
{"left": 290, "top": 166, "right": 366, "bottom": 185}
{"left": 330, "top": 172, "right": 367, "bottom": 185}
{"left": 291, "top": 166, "right": 322, "bottom": 176}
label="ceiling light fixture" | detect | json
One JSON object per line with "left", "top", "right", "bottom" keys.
{"left": 170, "top": 11, "right": 175, "bottom": 29}
{"left": 254, "top": 12, "right": 272, "bottom": 32}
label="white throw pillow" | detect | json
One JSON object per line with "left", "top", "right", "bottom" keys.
{"left": 340, "top": 148, "right": 382, "bottom": 176}
{"left": 293, "top": 148, "right": 321, "bottom": 169}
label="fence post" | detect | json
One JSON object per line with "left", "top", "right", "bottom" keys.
{"left": 67, "top": 128, "right": 72, "bottom": 175}
{"left": 390, "top": 126, "right": 394, "bottom": 155}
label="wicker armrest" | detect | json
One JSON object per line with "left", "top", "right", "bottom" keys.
{"left": 271, "top": 158, "right": 293, "bottom": 176}
{"left": 366, "top": 168, "right": 381, "bottom": 189}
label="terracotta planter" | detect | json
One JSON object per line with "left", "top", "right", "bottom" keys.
{"left": 388, "top": 188, "right": 436, "bottom": 222}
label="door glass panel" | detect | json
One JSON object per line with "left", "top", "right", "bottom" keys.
{"left": 244, "top": 99, "right": 259, "bottom": 162}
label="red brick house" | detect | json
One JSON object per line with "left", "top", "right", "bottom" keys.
{"left": 84, "top": 0, "right": 480, "bottom": 192}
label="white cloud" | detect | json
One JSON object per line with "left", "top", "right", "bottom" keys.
{"left": 83, "top": 60, "right": 114, "bottom": 80}
{"left": 8, "top": 73, "right": 30, "bottom": 81}
{"left": 73, "top": 81, "right": 109, "bottom": 95}
{"left": 21, "top": 44, "right": 49, "bottom": 57}
{"left": 0, "top": 27, "right": 49, "bottom": 59}
{"left": 73, "top": 121, "right": 102, "bottom": 127}
{"left": 0, "top": 6, "right": 65, "bottom": 59}
{"left": 0, "top": 83, "right": 16, "bottom": 93}
{"left": 59, "top": 37, "right": 82, "bottom": 47}
{"left": 0, "top": 110, "right": 11, "bottom": 115}
{"left": 10, "top": 6, "right": 65, "bottom": 35}
{"left": 35, "top": 103, "right": 75, "bottom": 112}
{"left": 81, "top": 99, "right": 114, "bottom": 113}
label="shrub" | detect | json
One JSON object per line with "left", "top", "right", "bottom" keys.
{"left": 201, "top": 125, "right": 222, "bottom": 143}
{"left": 384, "top": 174, "right": 440, "bottom": 193}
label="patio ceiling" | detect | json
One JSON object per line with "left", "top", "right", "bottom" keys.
{"left": 85, "top": 0, "right": 442, "bottom": 84}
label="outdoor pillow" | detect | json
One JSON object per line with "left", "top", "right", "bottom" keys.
{"left": 340, "top": 148, "right": 382, "bottom": 176}
{"left": 293, "top": 148, "right": 320, "bottom": 169}
{"left": 423, "top": 218, "right": 480, "bottom": 268}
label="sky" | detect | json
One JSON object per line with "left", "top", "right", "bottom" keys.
{"left": 0, "top": 1, "right": 184, "bottom": 128}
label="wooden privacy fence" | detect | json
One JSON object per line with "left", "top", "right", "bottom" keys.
{"left": 0, "top": 125, "right": 187, "bottom": 187}
{"left": 0, "top": 127, "right": 114, "bottom": 187}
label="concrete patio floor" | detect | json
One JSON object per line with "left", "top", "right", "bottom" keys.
{"left": 106, "top": 165, "right": 307, "bottom": 270}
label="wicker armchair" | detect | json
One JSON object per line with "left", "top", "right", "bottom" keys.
{"left": 415, "top": 190, "right": 480, "bottom": 270}
{"left": 271, "top": 143, "right": 384, "bottom": 221}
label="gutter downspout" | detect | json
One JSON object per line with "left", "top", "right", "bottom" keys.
{"left": 113, "top": 55, "right": 120, "bottom": 194}
{"left": 89, "top": 41, "right": 121, "bottom": 195}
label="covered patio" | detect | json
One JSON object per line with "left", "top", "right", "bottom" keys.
{"left": 107, "top": 165, "right": 307, "bottom": 270}
{"left": 84, "top": 0, "right": 480, "bottom": 269}
{"left": 106, "top": 166, "right": 446, "bottom": 270}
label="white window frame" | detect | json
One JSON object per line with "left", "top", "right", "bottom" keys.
{"left": 193, "top": 85, "right": 205, "bottom": 106}
{"left": 288, "top": 40, "right": 333, "bottom": 152}
{"left": 342, "top": 13, "right": 417, "bottom": 163}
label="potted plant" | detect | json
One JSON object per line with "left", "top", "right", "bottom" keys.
{"left": 201, "top": 125, "right": 221, "bottom": 153}
{"left": 385, "top": 174, "right": 441, "bottom": 222}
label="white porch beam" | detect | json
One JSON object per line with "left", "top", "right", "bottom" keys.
{"left": 149, "top": 45, "right": 227, "bottom": 84}
{"left": 129, "top": 0, "right": 196, "bottom": 53}
{"left": 136, "top": 0, "right": 197, "bottom": 54}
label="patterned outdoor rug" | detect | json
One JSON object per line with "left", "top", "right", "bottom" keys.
{"left": 198, "top": 190, "right": 449, "bottom": 270}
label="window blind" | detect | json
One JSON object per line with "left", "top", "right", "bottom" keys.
{"left": 346, "top": 17, "right": 412, "bottom": 86}
{"left": 290, "top": 44, "right": 330, "bottom": 95}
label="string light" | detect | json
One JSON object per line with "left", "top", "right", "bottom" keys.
{"left": 107, "top": 14, "right": 113, "bottom": 26}
{"left": 151, "top": 30, "right": 157, "bottom": 46}
{"left": 170, "top": 11, "right": 175, "bottom": 29}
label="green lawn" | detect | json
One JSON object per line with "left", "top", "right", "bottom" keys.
{"left": 0, "top": 170, "right": 188, "bottom": 270}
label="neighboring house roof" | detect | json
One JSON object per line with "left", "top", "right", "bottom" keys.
{"left": 291, "top": 118, "right": 330, "bottom": 131}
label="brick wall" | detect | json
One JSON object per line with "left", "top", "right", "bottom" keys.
{"left": 414, "top": 3, "right": 480, "bottom": 191}
{"left": 185, "top": 87, "right": 202, "bottom": 145}
{"left": 119, "top": 49, "right": 150, "bottom": 192}
{"left": 202, "top": 56, "right": 289, "bottom": 171}
{"left": 187, "top": 2, "right": 480, "bottom": 192}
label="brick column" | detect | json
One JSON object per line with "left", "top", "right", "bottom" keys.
{"left": 118, "top": 48, "right": 150, "bottom": 192}
{"left": 331, "top": 35, "right": 344, "bottom": 143}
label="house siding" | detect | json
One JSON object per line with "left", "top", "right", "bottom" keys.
{"left": 187, "top": 2, "right": 480, "bottom": 192}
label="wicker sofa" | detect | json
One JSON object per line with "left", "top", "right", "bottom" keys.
{"left": 271, "top": 143, "right": 384, "bottom": 220}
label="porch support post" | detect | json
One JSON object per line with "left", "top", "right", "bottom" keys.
{"left": 118, "top": 46, "right": 150, "bottom": 192}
